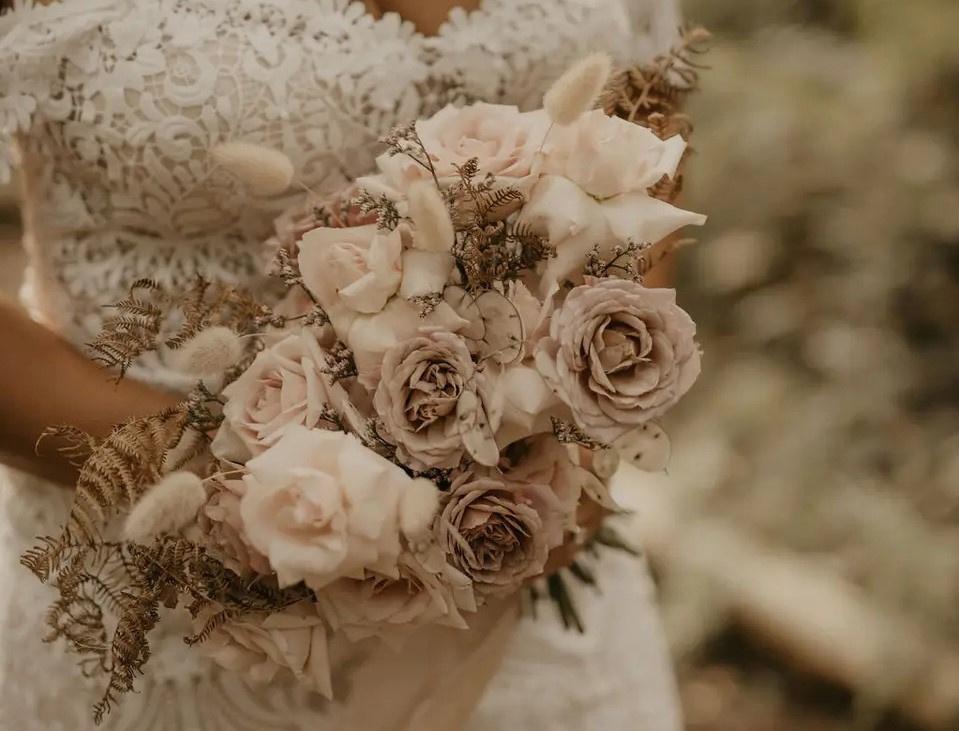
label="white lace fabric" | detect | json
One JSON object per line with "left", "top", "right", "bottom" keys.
{"left": 0, "top": 1, "right": 684, "bottom": 729}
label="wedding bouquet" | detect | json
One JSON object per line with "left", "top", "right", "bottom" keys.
{"left": 23, "top": 36, "right": 708, "bottom": 723}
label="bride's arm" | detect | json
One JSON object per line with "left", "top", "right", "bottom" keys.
{"left": 0, "top": 297, "right": 179, "bottom": 484}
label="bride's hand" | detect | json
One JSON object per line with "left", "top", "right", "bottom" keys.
{"left": 0, "top": 297, "right": 181, "bottom": 484}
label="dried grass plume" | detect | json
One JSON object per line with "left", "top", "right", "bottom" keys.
{"left": 408, "top": 180, "right": 455, "bottom": 252}
{"left": 544, "top": 52, "right": 612, "bottom": 126}
{"left": 123, "top": 471, "right": 206, "bottom": 543}
{"left": 211, "top": 141, "right": 295, "bottom": 196}
{"left": 400, "top": 478, "right": 440, "bottom": 538}
{"left": 172, "top": 325, "right": 243, "bottom": 376}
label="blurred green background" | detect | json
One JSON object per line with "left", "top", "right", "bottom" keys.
{"left": 655, "top": 0, "right": 959, "bottom": 728}
{"left": 2, "top": 1, "right": 958, "bottom": 728}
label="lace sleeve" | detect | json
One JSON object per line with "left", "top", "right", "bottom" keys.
{"left": 0, "top": 0, "right": 128, "bottom": 182}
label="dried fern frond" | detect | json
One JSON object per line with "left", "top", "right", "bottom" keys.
{"left": 599, "top": 25, "right": 710, "bottom": 130}
{"left": 39, "top": 407, "right": 188, "bottom": 550}
{"left": 37, "top": 425, "right": 102, "bottom": 468}
{"left": 88, "top": 279, "right": 166, "bottom": 378}
{"left": 87, "top": 278, "right": 267, "bottom": 380}
{"left": 599, "top": 26, "right": 709, "bottom": 205}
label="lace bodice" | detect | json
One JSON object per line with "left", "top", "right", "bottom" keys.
{"left": 2, "top": 0, "right": 679, "bottom": 384}
{"left": 0, "top": 2, "right": 684, "bottom": 729}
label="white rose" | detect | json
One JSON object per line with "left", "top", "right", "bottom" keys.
{"left": 519, "top": 174, "right": 706, "bottom": 294}
{"left": 542, "top": 110, "right": 689, "bottom": 199}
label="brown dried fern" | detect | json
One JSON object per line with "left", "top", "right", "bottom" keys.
{"left": 600, "top": 26, "right": 710, "bottom": 204}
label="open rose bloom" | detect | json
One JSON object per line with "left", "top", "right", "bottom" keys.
{"left": 29, "top": 58, "right": 707, "bottom": 716}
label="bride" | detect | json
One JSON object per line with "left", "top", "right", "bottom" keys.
{"left": 0, "top": 1, "right": 686, "bottom": 729}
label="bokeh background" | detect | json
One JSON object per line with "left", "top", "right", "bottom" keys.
{"left": 2, "top": 1, "right": 958, "bottom": 728}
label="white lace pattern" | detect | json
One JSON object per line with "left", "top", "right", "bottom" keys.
{"left": 0, "top": 1, "right": 683, "bottom": 728}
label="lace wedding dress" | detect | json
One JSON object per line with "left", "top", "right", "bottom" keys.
{"left": 0, "top": 1, "right": 684, "bottom": 729}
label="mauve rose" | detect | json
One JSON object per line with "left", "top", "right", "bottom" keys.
{"left": 373, "top": 328, "right": 502, "bottom": 470}
{"left": 298, "top": 223, "right": 405, "bottom": 315}
{"left": 316, "top": 547, "right": 475, "bottom": 646}
{"left": 438, "top": 471, "right": 564, "bottom": 596}
{"left": 199, "top": 477, "right": 271, "bottom": 577}
{"left": 214, "top": 329, "right": 361, "bottom": 461}
{"left": 534, "top": 278, "right": 701, "bottom": 442}
{"left": 240, "top": 426, "right": 413, "bottom": 589}
{"left": 362, "top": 103, "right": 551, "bottom": 196}
{"left": 198, "top": 601, "right": 333, "bottom": 698}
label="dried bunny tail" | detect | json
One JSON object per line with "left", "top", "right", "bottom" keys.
{"left": 400, "top": 478, "right": 440, "bottom": 538}
{"left": 123, "top": 471, "right": 206, "bottom": 543}
{"left": 171, "top": 325, "right": 244, "bottom": 376}
{"left": 408, "top": 180, "right": 455, "bottom": 252}
{"left": 210, "top": 141, "right": 295, "bottom": 196}
{"left": 543, "top": 52, "right": 612, "bottom": 126}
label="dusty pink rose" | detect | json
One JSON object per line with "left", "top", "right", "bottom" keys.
{"left": 198, "top": 601, "right": 333, "bottom": 698}
{"left": 534, "top": 278, "right": 701, "bottom": 442}
{"left": 214, "top": 329, "right": 359, "bottom": 460}
{"left": 373, "top": 328, "right": 502, "bottom": 470}
{"left": 199, "top": 477, "right": 271, "bottom": 577}
{"left": 298, "top": 223, "right": 405, "bottom": 315}
{"left": 316, "top": 547, "right": 475, "bottom": 646}
{"left": 437, "top": 471, "right": 564, "bottom": 595}
{"left": 240, "top": 426, "right": 413, "bottom": 589}
{"left": 364, "top": 104, "right": 551, "bottom": 195}
{"left": 542, "top": 109, "right": 687, "bottom": 199}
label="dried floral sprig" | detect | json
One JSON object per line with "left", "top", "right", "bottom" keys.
{"left": 551, "top": 417, "right": 610, "bottom": 451}
{"left": 351, "top": 189, "right": 401, "bottom": 231}
{"left": 600, "top": 26, "right": 709, "bottom": 204}
{"left": 448, "top": 158, "right": 552, "bottom": 291}
{"left": 381, "top": 122, "right": 441, "bottom": 187}
{"left": 583, "top": 241, "right": 652, "bottom": 281}
{"left": 409, "top": 292, "right": 443, "bottom": 317}
{"left": 318, "top": 341, "right": 357, "bottom": 382}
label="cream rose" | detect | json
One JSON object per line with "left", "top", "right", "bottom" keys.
{"left": 363, "top": 103, "right": 551, "bottom": 195}
{"left": 534, "top": 278, "right": 701, "bottom": 442}
{"left": 198, "top": 601, "right": 333, "bottom": 698}
{"left": 438, "top": 471, "right": 564, "bottom": 595}
{"left": 298, "top": 223, "right": 404, "bottom": 315}
{"left": 240, "top": 426, "right": 413, "bottom": 589}
{"left": 373, "top": 328, "right": 502, "bottom": 470}
{"left": 543, "top": 109, "right": 688, "bottom": 199}
{"left": 215, "top": 330, "right": 359, "bottom": 460}
{"left": 316, "top": 547, "right": 475, "bottom": 646}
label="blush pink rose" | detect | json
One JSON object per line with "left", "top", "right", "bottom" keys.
{"left": 215, "top": 329, "right": 359, "bottom": 460}
{"left": 534, "top": 278, "right": 701, "bottom": 442}
{"left": 240, "top": 426, "right": 413, "bottom": 589}
{"left": 364, "top": 103, "right": 551, "bottom": 195}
